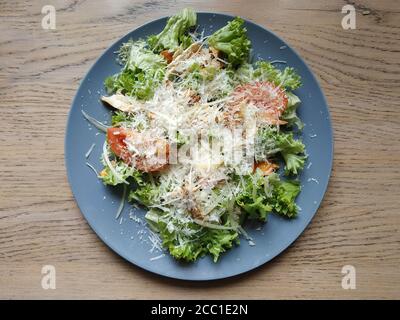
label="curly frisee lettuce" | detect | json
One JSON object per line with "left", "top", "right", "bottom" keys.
{"left": 148, "top": 8, "right": 197, "bottom": 52}
{"left": 208, "top": 17, "right": 251, "bottom": 67}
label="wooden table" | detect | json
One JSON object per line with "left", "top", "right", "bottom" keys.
{"left": 1, "top": 0, "right": 399, "bottom": 299}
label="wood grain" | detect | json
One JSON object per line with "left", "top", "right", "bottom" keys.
{"left": 0, "top": 0, "right": 399, "bottom": 299}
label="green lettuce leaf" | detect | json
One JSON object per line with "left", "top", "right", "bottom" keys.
{"left": 128, "top": 181, "right": 159, "bottom": 207}
{"left": 281, "top": 92, "right": 303, "bottom": 130}
{"left": 282, "top": 153, "right": 305, "bottom": 176}
{"left": 105, "top": 40, "right": 166, "bottom": 100}
{"left": 267, "top": 173, "right": 301, "bottom": 218}
{"left": 148, "top": 8, "right": 197, "bottom": 52}
{"left": 235, "top": 173, "right": 273, "bottom": 221}
{"left": 253, "top": 61, "right": 301, "bottom": 90}
{"left": 255, "top": 126, "right": 306, "bottom": 175}
{"left": 100, "top": 159, "right": 144, "bottom": 186}
{"left": 145, "top": 209, "right": 239, "bottom": 262}
{"left": 233, "top": 62, "right": 254, "bottom": 83}
{"left": 111, "top": 111, "right": 134, "bottom": 126}
{"left": 208, "top": 17, "right": 251, "bottom": 67}
{"left": 126, "top": 40, "right": 166, "bottom": 72}
{"left": 236, "top": 172, "right": 301, "bottom": 220}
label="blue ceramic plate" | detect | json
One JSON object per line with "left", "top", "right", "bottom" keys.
{"left": 65, "top": 12, "right": 333, "bottom": 281}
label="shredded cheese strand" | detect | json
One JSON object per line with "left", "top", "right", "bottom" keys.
{"left": 115, "top": 185, "right": 127, "bottom": 219}
{"left": 81, "top": 110, "right": 109, "bottom": 132}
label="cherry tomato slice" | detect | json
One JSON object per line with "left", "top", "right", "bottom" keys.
{"left": 106, "top": 127, "right": 131, "bottom": 164}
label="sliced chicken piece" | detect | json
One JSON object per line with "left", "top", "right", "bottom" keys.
{"left": 223, "top": 101, "right": 247, "bottom": 127}
{"left": 189, "top": 206, "right": 204, "bottom": 220}
{"left": 180, "top": 183, "right": 204, "bottom": 220}
{"left": 169, "top": 42, "right": 201, "bottom": 66}
{"left": 166, "top": 42, "right": 201, "bottom": 75}
{"left": 209, "top": 47, "right": 219, "bottom": 59}
{"left": 209, "top": 47, "right": 225, "bottom": 68}
{"left": 160, "top": 50, "right": 173, "bottom": 64}
{"left": 101, "top": 94, "right": 143, "bottom": 113}
{"left": 253, "top": 161, "right": 279, "bottom": 176}
{"left": 125, "top": 130, "right": 169, "bottom": 172}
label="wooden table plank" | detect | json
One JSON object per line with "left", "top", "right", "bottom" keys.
{"left": 0, "top": 0, "right": 399, "bottom": 299}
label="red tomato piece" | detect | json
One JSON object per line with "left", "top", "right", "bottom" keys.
{"left": 106, "top": 127, "right": 131, "bottom": 164}
{"left": 233, "top": 81, "right": 288, "bottom": 117}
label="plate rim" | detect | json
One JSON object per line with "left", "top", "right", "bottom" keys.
{"left": 65, "top": 11, "right": 334, "bottom": 281}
